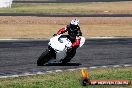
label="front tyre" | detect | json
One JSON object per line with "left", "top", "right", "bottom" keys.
{"left": 37, "top": 49, "right": 51, "bottom": 66}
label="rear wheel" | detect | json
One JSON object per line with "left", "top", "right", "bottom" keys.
{"left": 37, "top": 49, "right": 52, "bottom": 66}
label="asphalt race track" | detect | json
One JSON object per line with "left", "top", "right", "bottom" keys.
{"left": 0, "top": 38, "right": 132, "bottom": 76}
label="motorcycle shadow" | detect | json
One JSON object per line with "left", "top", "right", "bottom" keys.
{"left": 44, "top": 62, "right": 81, "bottom": 66}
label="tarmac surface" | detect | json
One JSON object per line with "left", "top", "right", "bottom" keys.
{"left": 0, "top": 38, "right": 132, "bottom": 76}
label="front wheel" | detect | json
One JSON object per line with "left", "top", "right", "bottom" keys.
{"left": 37, "top": 49, "right": 52, "bottom": 66}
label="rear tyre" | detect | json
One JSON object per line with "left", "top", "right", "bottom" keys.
{"left": 37, "top": 49, "right": 52, "bottom": 66}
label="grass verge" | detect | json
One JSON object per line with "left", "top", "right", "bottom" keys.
{"left": 0, "top": 67, "right": 131, "bottom": 88}
{"left": 0, "top": 2, "right": 132, "bottom": 14}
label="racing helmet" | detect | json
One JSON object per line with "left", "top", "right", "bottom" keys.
{"left": 70, "top": 18, "right": 79, "bottom": 31}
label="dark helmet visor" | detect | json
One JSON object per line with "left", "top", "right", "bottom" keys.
{"left": 70, "top": 24, "right": 78, "bottom": 30}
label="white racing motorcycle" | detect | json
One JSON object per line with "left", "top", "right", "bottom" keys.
{"left": 37, "top": 34, "right": 85, "bottom": 66}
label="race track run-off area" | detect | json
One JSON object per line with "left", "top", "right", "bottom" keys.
{"left": 0, "top": 38, "right": 132, "bottom": 77}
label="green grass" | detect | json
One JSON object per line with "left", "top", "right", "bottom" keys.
{"left": 0, "top": 2, "right": 132, "bottom": 14}
{"left": 0, "top": 67, "right": 131, "bottom": 88}
{"left": 0, "top": 3, "right": 97, "bottom": 14}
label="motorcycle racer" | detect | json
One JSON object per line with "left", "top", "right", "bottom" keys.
{"left": 37, "top": 18, "right": 85, "bottom": 66}
{"left": 55, "top": 18, "right": 82, "bottom": 63}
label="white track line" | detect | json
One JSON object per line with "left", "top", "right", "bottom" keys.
{"left": 0, "top": 64, "right": 131, "bottom": 78}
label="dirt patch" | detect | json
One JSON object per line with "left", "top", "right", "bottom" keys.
{"left": 0, "top": 16, "right": 132, "bottom": 39}
{"left": 0, "top": 16, "right": 132, "bottom": 25}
